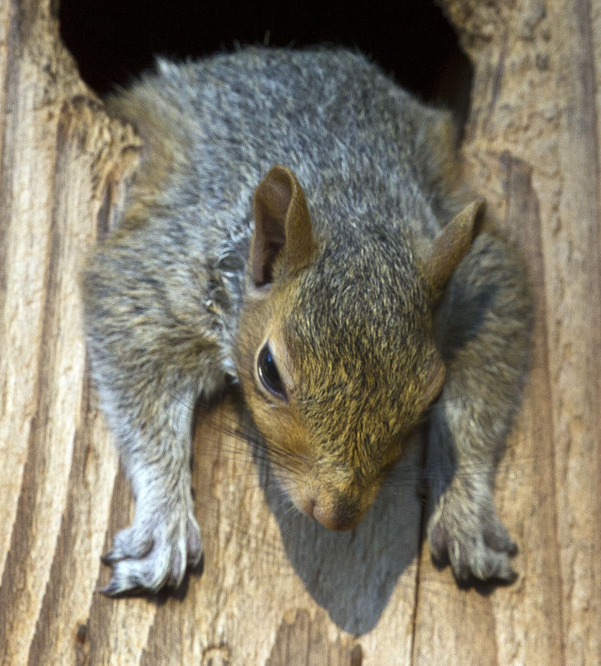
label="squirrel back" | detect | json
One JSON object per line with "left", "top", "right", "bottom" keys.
{"left": 104, "top": 46, "right": 462, "bottom": 371}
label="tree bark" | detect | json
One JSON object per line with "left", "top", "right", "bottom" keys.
{"left": 0, "top": 1, "right": 599, "bottom": 664}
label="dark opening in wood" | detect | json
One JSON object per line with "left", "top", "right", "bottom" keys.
{"left": 59, "top": 0, "right": 472, "bottom": 126}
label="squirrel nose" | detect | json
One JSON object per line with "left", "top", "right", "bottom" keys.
{"left": 311, "top": 499, "right": 359, "bottom": 531}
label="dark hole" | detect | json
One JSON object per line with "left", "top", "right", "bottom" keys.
{"left": 59, "top": 0, "right": 472, "bottom": 125}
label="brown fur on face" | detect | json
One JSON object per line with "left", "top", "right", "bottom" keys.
{"left": 235, "top": 221, "right": 445, "bottom": 530}
{"left": 233, "top": 165, "right": 481, "bottom": 531}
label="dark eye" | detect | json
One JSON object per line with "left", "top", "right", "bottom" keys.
{"left": 257, "top": 344, "right": 286, "bottom": 400}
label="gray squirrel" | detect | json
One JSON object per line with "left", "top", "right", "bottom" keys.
{"left": 82, "top": 47, "right": 532, "bottom": 595}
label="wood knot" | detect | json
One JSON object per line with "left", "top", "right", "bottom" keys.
{"left": 202, "top": 644, "right": 231, "bottom": 666}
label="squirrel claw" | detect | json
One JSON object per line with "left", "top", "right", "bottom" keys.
{"left": 427, "top": 489, "right": 518, "bottom": 584}
{"left": 100, "top": 551, "right": 117, "bottom": 566}
{"left": 99, "top": 579, "right": 136, "bottom": 597}
{"left": 101, "top": 504, "right": 203, "bottom": 594}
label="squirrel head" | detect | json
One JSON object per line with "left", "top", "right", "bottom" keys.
{"left": 235, "top": 165, "right": 483, "bottom": 531}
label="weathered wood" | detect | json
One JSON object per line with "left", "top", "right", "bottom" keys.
{"left": 413, "top": 2, "right": 600, "bottom": 665}
{"left": 0, "top": 1, "right": 599, "bottom": 665}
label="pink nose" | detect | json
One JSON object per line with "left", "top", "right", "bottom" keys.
{"left": 311, "top": 500, "right": 360, "bottom": 531}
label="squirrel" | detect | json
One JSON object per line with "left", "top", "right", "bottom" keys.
{"left": 82, "top": 47, "right": 532, "bottom": 595}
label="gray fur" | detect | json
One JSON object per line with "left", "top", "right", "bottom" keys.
{"left": 82, "top": 47, "right": 532, "bottom": 594}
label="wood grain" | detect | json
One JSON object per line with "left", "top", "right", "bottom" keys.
{"left": 0, "top": 0, "right": 599, "bottom": 664}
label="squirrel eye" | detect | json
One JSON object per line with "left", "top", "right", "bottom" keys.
{"left": 257, "top": 344, "right": 286, "bottom": 400}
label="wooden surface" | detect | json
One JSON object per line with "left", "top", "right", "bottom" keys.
{"left": 0, "top": 1, "right": 599, "bottom": 664}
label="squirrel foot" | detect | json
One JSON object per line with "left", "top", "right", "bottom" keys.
{"left": 101, "top": 495, "right": 202, "bottom": 595}
{"left": 427, "top": 484, "right": 518, "bottom": 584}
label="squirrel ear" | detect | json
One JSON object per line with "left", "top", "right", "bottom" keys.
{"left": 425, "top": 199, "right": 485, "bottom": 296}
{"left": 250, "top": 165, "right": 315, "bottom": 287}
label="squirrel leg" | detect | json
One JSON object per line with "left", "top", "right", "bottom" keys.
{"left": 83, "top": 249, "right": 225, "bottom": 595}
{"left": 426, "top": 231, "right": 532, "bottom": 583}
{"left": 98, "top": 378, "right": 204, "bottom": 595}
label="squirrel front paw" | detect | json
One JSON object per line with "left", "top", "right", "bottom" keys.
{"left": 427, "top": 486, "right": 518, "bottom": 583}
{"left": 101, "top": 497, "right": 203, "bottom": 595}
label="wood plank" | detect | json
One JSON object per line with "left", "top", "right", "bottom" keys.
{"left": 411, "top": 1, "right": 601, "bottom": 665}
{"left": 0, "top": 3, "right": 141, "bottom": 664}
{"left": 551, "top": 2, "right": 601, "bottom": 663}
